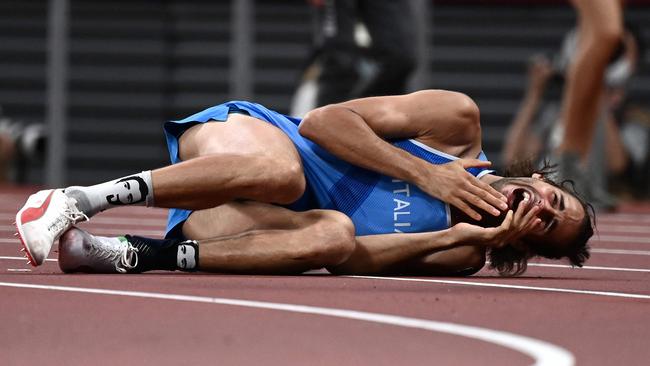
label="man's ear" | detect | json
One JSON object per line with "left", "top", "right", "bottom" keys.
{"left": 532, "top": 173, "right": 543, "bottom": 180}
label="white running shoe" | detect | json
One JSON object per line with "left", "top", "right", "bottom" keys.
{"left": 58, "top": 227, "right": 138, "bottom": 273}
{"left": 15, "top": 189, "right": 88, "bottom": 266}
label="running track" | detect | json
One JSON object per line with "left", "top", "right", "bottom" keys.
{"left": 1, "top": 186, "right": 648, "bottom": 366}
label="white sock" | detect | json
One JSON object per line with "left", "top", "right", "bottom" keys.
{"left": 64, "top": 171, "right": 154, "bottom": 217}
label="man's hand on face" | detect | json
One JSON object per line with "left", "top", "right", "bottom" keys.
{"left": 449, "top": 195, "right": 543, "bottom": 248}
{"left": 417, "top": 159, "right": 508, "bottom": 221}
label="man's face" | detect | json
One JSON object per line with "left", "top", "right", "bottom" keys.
{"left": 491, "top": 174, "right": 586, "bottom": 246}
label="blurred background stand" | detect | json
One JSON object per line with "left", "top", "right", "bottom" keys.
{"left": 0, "top": 0, "right": 648, "bottom": 201}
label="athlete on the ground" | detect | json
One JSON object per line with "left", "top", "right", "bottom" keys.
{"left": 15, "top": 90, "right": 593, "bottom": 276}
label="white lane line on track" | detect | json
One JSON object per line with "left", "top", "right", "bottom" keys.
{"left": 598, "top": 219, "right": 650, "bottom": 225}
{"left": 0, "top": 237, "right": 648, "bottom": 247}
{"left": 7, "top": 268, "right": 31, "bottom": 272}
{"left": 527, "top": 263, "right": 650, "bottom": 273}
{"left": 75, "top": 228, "right": 165, "bottom": 236}
{"left": 0, "top": 256, "right": 57, "bottom": 262}
{"left": 594, "top": 225, "right": 650, "bottom": 234}
{"left": 348, "top": 276, "right": 650, "bottom": 300}
{"left": 0, "top": 281, "right": 573, "bottom": 366}
{"left": 599, "top": 213, "right": 650, "bottom": 222}
{"left": 0, "top": 255, "right": 648, "bottom": 273}
{"left": 1, "top": 232, "right": 645, "bottom": 243}
{"left": 0, "top": 213, "right": 166, "bottom": 227}
{"left": 0, "top": 226, "right": 164, "bottom": 237}
{"left": 0, "top": 210, "right": 167, "bottom": 217}
{"left": 591, "top": 235, "right": 650, "bottom": 244}
{"left": 592, "top": 248, "right": 650, "bottom": 256}
{"left": 80, "top": 217, "right": 166, "bottom": 226}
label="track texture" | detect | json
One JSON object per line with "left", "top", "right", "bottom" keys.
{"left": 1, "top": 186, "right": 648, "bottom": 366}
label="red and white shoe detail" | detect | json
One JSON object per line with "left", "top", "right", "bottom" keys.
{"left": 15, "top": 189, "right": 88, "bottom": 266}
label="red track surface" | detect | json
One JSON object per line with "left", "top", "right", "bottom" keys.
{"left": 1, "top": 186, "right": 649, "bottom": 365}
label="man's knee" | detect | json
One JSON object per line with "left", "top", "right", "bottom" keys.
{"left": 301, "top": 210, "right": 355, "bottom": 266}
{"left": 600, "top": 23, "right": 623, "bottom": 45}
{"left": 580, "top": 8, "right": 623, "bottom": 54}
{"left": 267, "top": 158, "right": 306, "bottom": 204}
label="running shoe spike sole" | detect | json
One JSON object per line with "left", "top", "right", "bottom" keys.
{"left": 14, "top": 222, "right": 38, "bottom": 266}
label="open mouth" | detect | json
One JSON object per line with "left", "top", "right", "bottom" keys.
{"left": 510, "top": 188, "right": 532, "bottom": 211}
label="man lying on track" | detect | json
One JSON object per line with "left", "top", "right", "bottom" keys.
{"left": 15, "top": 90, "right": 593, "bottom": 276}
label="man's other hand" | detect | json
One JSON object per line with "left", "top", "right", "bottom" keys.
{"left": 449, "top": 196, "right": 543, "bottom": 248}
{"left": 417, "top": 159, "right": 508, "bottom": 221}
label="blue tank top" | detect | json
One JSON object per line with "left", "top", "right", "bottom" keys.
{"left": 163, "top": 101, "right": 493, "bottom": 237}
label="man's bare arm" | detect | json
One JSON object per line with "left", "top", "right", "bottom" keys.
{"left": 327, "top": 229, "right": 484, "bottom": 276}
{"left": 299, "top": 90, "right": 508, "bottom": 220}
{"left": 300, "top": 90, "right": 477, "bottom": 179}
{"left": 328, "top": 203, "right": 542, "bottom": 276}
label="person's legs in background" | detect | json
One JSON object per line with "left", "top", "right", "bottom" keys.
{"left": 554, "top": 0, "right": 623, "bottom": 208}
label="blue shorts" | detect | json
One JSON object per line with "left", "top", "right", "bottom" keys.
{"left": 162, "top": 101, "right": 317, "bottom": 239}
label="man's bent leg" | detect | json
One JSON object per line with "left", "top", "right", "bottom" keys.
{"left": 184, "top": 202, "right": 356, "bottom": 274}
{"left": 17, "top": 113, "right": 306, "bottom": 266}
{"left": 71, "top": 113, "right": 306, "bottom": 214}
{"left": 58, "top": 202, "right": 356, "bottom": 274}
{"left": 153, "top": 113, "right": 306, "bottom": 209}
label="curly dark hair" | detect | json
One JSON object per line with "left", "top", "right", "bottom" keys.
{"left": 488, "top": 159, "right": 595, "bottom": 276}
